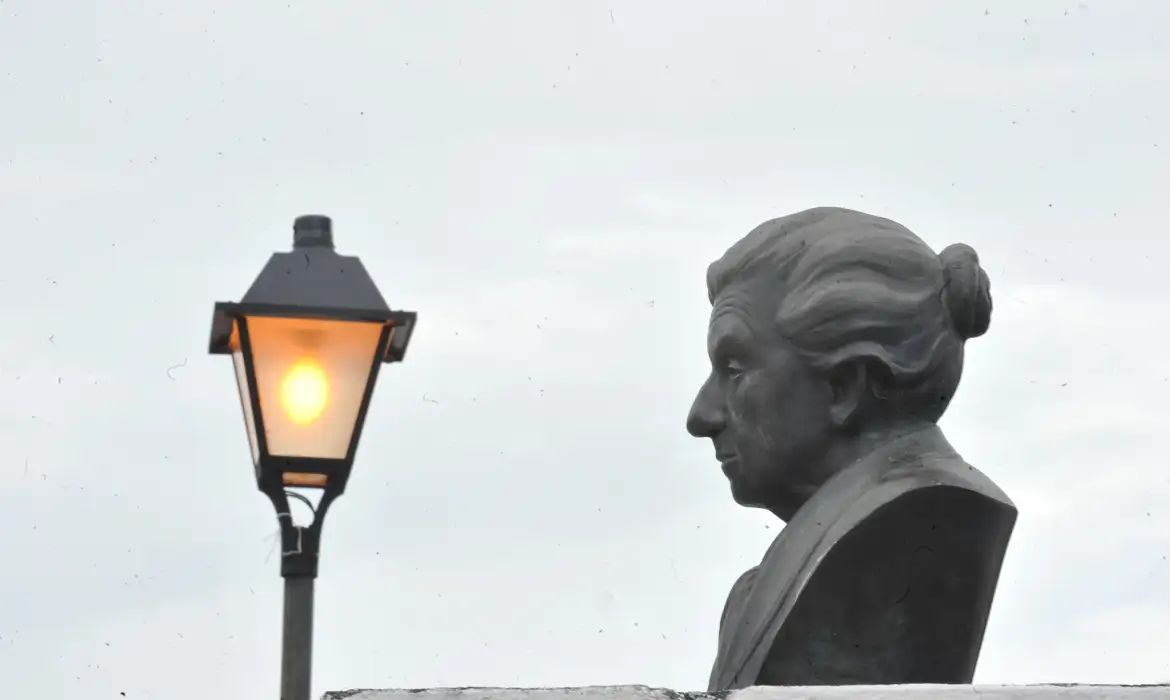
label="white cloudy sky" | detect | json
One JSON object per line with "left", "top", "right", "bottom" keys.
{"left": 1, "top": 0, "right": 1168, "bottom": 697}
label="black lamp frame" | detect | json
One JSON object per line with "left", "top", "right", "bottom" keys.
{"left": 209, "top": 301, "right": 415, "bottom": 577}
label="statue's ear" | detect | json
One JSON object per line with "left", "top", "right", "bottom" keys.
{"left": 827, "top": 359, "right": 868, "bottom": 431}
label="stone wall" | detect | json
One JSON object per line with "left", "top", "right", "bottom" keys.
{"left": 322, "top": 685, "right": 1170, "bottom": 700}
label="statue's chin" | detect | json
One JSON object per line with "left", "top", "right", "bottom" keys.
{"left": 727, "top": 466, "right": 795, "bottom": 516}
{"left": 727, "top": 477, "right": 766, "bottom": 510}
{"left": 724, "top": 458, "right": 769, "bottom": 508}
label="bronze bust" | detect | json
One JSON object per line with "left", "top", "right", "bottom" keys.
{"left": 687, "top": 207, "right": 1016, "bottom": 689}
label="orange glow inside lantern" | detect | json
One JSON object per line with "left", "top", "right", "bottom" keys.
{"left": 229, "top": 316, "right": 385, "bottom": 466}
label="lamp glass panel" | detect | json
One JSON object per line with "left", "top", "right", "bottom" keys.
{"left": 245, "top": 316, "right": 383, "bottom": 459}
{"left": 228, "top": 323, "right": 261, "bottom": 465}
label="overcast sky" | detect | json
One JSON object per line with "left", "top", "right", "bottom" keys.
{"left": 1, "top": 0, "right": 1168, "bottom": 697}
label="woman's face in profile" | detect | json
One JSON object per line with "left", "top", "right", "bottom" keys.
{"left": 686, "top": 279, "right": 835, "bottom": 520}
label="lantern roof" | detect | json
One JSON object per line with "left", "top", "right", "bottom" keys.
{"left": 240, "top": 215, "right": 391, "bottom": 314}
{"left": 208, "top": 215, "right": 416, "bottom": 362}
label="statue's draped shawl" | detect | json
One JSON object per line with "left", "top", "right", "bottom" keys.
{"left": 707, "top": 426, "right": 1012, "bottom": 691}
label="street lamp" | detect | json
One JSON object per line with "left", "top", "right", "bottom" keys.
{"left": 207, "top": 215, "right": 417, "bottom": 700}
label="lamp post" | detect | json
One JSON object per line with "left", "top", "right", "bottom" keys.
{"left": 207, "top": 215, "right": 417, "bottom": 700}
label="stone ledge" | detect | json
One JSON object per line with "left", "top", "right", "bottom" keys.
{"left": 323, "top": 685, "right": 1170, "bottom": 700}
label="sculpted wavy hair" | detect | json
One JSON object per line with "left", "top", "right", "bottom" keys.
{"left": 706, "top": 207, "right": 993, "bottom": 423}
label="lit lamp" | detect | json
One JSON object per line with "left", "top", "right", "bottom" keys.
{"left": 207, "top": 215, "right": 416, "bottom": 700}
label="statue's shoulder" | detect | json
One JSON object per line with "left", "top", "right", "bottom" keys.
{"left": 855, "top": 456, "right": 1018, "bottom": 557}
{"left": 719, "top": 566, "right": 759, "bottom": 629}
{"left": 840, "top": 447, "right": 1017, "bottom": 557}
{"left": 862, "top": 429, "right": 1016, "bottom": 514}
{"left": 759, "top": 451, "right": 1018, "bottom": 685}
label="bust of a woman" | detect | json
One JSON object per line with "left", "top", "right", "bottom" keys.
{"left": 687, "top": 207, "right": 1016, "bottom": 689}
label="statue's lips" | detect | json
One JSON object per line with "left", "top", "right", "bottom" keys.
{"left": 718, "top": 455, "right": 738, "bottom": 474}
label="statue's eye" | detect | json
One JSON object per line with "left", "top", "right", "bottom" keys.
{"left": 725, "top": 360, "right": 746, "bottom": 379}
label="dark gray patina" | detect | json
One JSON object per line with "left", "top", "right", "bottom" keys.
{"left": 687, "top": 207, "right": 1017, "bottom": 690}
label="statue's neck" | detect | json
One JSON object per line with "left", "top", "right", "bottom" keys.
{"left": 767, "top": 421, "right": 937, "bottom": 522}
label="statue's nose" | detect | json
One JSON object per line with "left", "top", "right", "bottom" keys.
{"left": 686, "top": 375, "right": 725, "bottom": 438}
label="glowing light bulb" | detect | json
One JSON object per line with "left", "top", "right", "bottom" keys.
{"left": 281, "top": 358, "right": 329, "bottom": 425}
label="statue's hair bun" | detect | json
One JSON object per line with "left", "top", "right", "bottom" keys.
{"left": 939, "top": 243, "right": 992, "bottom": 340}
